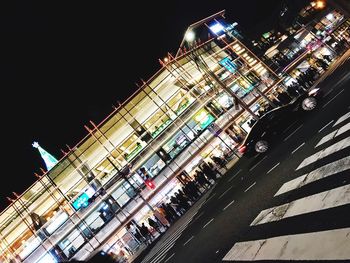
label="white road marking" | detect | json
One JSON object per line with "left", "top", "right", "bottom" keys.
{"left": 252, "top": 184, "right": 350, "bottom": 226}
{"left": 148, "top": 243, "right": 175, "bottom": 263}
{"left": 203, "top": 218, "right": 214, "bottom": 229}
{"left": 322, "top": 89, "right": 344, "bottom": 108}
{"left": 244, "top": 182, "right": 256, "bottom": 192}
{"left": 333, "top": 111, "right": 350, "bottom": 127}
{"left": 316, "top": 130, "right": 337, "bottom": 147}
{"left": 291, "top": 142, "right": 305, "bottom": 155}
{"left": 318, "top": 120, "right": 334, "bottom": 133}
{"left": 218, "top": 186, "right": 233, "bottom": 199}
{"left": 249, "top": 156, "right": 267, "bottom": 171}
{"left": 323, "top": 87, "right": 334, "bottom": 97}
{"left": 192, "top": 212, "right": 204, "bottom": 222}
{"left": 144, "top": 216, "right": 195, "bottom": 263}
{"left": 203, "top": 193, "right": 216, "bottom": 205}
{"left": 164, "top": 253, "right": 175, "bottom": 262}
{"left": 339, "top": 122, "right": 350, "bottom": 136}
{"left": 283, "top": 124, "right": 303, "bottom": 141}
{"left": 223, "top": 199, "right": 235, "bottom": 211}
{"left": 156, "top": 254, "right": 167, "bottom": 262}
{"left": 316, "top": 122, "right": 350, "bottom": 148}
{"left": 223, "top": 228, "right": 350, "bottom": 261}
{"left": 275, "top": 156, "right": 350, "bottom": 196}
{"left": 296, "top": 136, "right": 350, "bottom": 170}
{"left": 267, "top": 162, "right": 280, "bottom": 174}
{"left": 282, "top": 121, "right": 297, "bottom": 133}
{"left": 228, "top": 169, "right": 242, "bottom": 182}
{"left": 183, "top": 236, "right": 194, "bottom": 246}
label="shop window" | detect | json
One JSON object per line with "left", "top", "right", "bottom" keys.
{"left": 138, "top": 153, "right": 166, "bottom": 178}
{"left": 118, "top": 134, "right": 144, "bottom": 161}
{"left": 110, "top": 180, "right": 138, "bottom": 207}
{"left": 111, "top": 149, "right": 128, "bottom": 167}
{"left": 95, "top": 159, "right": 117, "bottom": 184}
{"left": 206, "top": 101, "right": 224, "bottom": 117}
{"left": 162, "top": 131, "right": 190, "bottom": 160}
{"left": 166, "top": 89, "right": 195, "bottom": 116}
{"left": 216, "top": 91, "right": 234, "bottom": 109}
{"left": 229, "top": 82, "right": 246, "bottom": 98}
{"left": 144, "top": 108, "right": 173, "bottom": 138}
{"left": 58, "top": 229, "right": 85, "bottom": 259}
{"left": 83, "top": 202, "right": 113, "bottom": 233}
{"left": 44, "top": 209, "right": 69, "bottom": 235}
{"left": 157, "top": 148, "right": 171, "bottom": 163}
{"left": 17, "top": 235, "right": 42, "bottom": 261}
{"left": 128, "top": 173, "right": 144, "bottom": 188}
{"left": 180, "top": 125, "right": 196, "bottom": 141}
{"left": 192, "top": 108, "right": 216, "bottom": 134}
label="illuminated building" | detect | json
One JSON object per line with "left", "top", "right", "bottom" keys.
{"left": 0, "top": 8, "right": 345, "bottom": 262}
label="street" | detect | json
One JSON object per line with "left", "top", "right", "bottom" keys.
{"left": 139, "top": 53, "right": 350, "bottom": 263}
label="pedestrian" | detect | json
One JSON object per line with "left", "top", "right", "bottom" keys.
{"left": 201, "top": 162, "right": 217, "bottom": 182}
{"left": 148, "top": 217, "right": 162, "bottom": 234}
{"left": 154, "top": 208, "right": 170, "bottom": 228}
{"left": 140, "top": 223, "right": 153, "bottom": 244}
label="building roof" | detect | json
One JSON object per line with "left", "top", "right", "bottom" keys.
{"left": 175, "top": 10, "right": 226, "bottom": 57}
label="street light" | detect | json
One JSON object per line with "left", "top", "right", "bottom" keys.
{"left": 185, "top": 30, "right": 195, "bottom": 42}
{"left": 313, "top": 0, "right": 326, "bottom": 10}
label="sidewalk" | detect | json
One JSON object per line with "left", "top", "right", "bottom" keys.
{"left": 309, "top": 48, "right": 350, "bottom": 90}
{"left": 130, "top": 187, "right": 216, "bottom": 263}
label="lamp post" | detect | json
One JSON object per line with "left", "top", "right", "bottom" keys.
{"left": 184, "top": 31, "right": 259, "bottom": 121}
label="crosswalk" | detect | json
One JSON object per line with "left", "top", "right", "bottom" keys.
{"left": 141, "top": 191, "right": 210, "bottom": 263}
{"left": 223, "top": 111, "right": 350, "bottom": 262}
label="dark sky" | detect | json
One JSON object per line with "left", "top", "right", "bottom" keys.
{"left": 0, "top": 0, "right": 309, "bottom": 210}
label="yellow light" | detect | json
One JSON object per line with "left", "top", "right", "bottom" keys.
{"left": 164, "top": 57, "right": 169, "bottom": 63}
{"left": 194, "top": 110, "right": 207, "bottom": 122}
{"left": 315, "top": 0, "right": 326, "bottom": 9}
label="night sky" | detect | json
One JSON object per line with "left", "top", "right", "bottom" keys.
{"left": 0, "top": 0, "right": 309, "bottom": 210}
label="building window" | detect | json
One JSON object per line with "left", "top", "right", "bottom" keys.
{"left": 166, "top": 89, "right": 195, "bottom": 116}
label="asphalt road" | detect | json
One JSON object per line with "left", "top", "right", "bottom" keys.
{"left": 140, "top": 53, "right": 350, "bottom": 263}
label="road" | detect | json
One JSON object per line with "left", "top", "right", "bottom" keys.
{"left": 140, "top": 54, "right": 350, "bottom": 263}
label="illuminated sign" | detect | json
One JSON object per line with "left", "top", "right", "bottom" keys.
{"left": 219, "top": 57, "right": 237, "bottom": 73}
{"left": 209, "top": 22, "right": 225, "bottom": 34}
{"left": 72, "top": 193, "right": 90, "bottom": 210}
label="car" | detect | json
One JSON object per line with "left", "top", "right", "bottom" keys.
{"left": 237, "top": 87, "right": 322, "bottom": 156}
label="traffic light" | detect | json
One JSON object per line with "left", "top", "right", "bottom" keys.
{"left": 144, "top": 179, "right": 156, "bottom": 190}
{"left": 139, "top": 167, "right": 156, "bottom": 190}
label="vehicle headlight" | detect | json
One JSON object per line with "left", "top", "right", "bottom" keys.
{"left": 302, "top": 97, "right": 317, "bottom": 111}
{"left": 308, "top": 88, "right": 319, "bottom": 96}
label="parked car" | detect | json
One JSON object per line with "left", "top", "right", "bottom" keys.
{"left": 237, "top": 87, "right": 322, "bottom": 156}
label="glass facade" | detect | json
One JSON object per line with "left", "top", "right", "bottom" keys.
{"left": 1, "top": 8, "right": 345, "bottom": 262}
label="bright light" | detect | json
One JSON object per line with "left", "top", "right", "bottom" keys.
{"left": 209, "top": 22, "right": 225, "bottom": 34}
{"left": 185, "top": 31, "right": 195, "bottom": 42}
{"left": 145, "top": 179, "right": 156, "bottom": 189}
{"left": 315, "top": 0, "right": 326, "bottom": 9}
{"left": 326, "top": 13, "right": 334, "bottom": 20}
{"left": 164, "top": 57, "right": 169, "bottom": 63}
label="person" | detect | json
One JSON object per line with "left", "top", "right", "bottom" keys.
{"left": 140, "top": 223, "right": 153, "bottom": 244}
{"left": 154, "top": 208, "right": 170, "bottom": 228}
{"left": 211, "top": 155, "right": 226, "bottom": 168}
{"left": 148, "top": 217, "right": 162, "bottom": 234}
{"left": 195, "top": 169, "right": 211, "bottom": 190}
{"left": 126, "top": 223, "right": 142, "bottom": 245}
{"left": 276, "top": 88, "right": 291, "bottom": 105}
{"left": 201, "top": 162, "right": 217, "bottom": 182}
